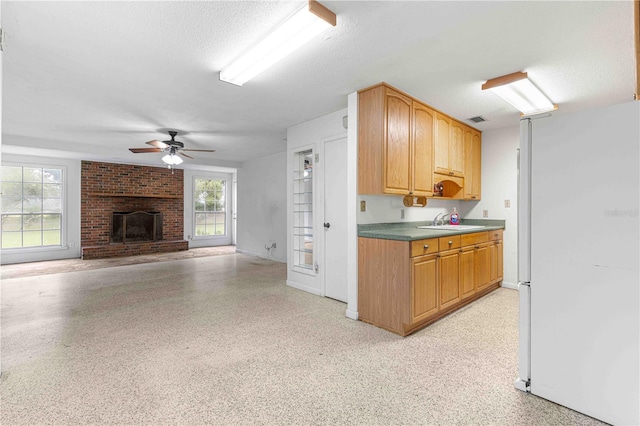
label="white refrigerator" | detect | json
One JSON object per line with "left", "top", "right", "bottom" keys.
{"left": 515, "top": 101, "right": 639, "bottom": 425}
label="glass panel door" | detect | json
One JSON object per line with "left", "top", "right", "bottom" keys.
{"left": 292, "top": 149, "right": 314, "bottom": 270}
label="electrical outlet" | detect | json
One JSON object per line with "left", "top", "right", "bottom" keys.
{"left": 360, "top": 200, "right": 366, "bottom": 212}
{"left": 400, "top": 209, "right": 405, "bottom": 219}
{"left": 483, "top": 210, "right": 489, "bottom": 218}
{"left": 505, "top": 199, "right": 511, "bottom": 208}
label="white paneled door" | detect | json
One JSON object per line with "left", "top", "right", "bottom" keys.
{"left": 323, "top": 137, "right": 348, "bottom": 302}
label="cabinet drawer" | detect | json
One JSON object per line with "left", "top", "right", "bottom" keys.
{"left": 411, "top": 238, "right": 439, "bottom": 257}
{"left": 438, "top": 235, "right": 461, "bottom": 251}
{"left": 489, "top": 229, "right": 503, "bottom": 241}
{"left": 461, "top": 232, "right": 488, "bottom": 247}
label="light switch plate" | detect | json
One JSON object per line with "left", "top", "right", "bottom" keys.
{"left": 360, "top": 200, "right": 366, "bottom": 212}
{"left": 483, "top": 210, "right": 489, "bottom": 218}
{"left": 505, "top": 199, "right": 511, "bottom": 208}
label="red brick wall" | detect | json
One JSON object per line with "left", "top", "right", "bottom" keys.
{"left": 81, "top": 161, "right": 187, "bottom": 258}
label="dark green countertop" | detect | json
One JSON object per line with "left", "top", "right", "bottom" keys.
{"left": 358, "top": 219, "right": 506, "bottom": 241}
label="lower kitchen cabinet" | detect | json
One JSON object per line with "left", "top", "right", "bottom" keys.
{"left": 490, "top": 240, "right": 503, "bottom": 283}
{"left": 459, "top": 246, "right": 476, "bottom": 300}
{"left": 411, "top": 254, "right": 438, "bottom": 323}
{"left": 439, "top": 249, "right": 461, "bottom": 310}
{"left": 476, "top": 242, "right": 492, "bottom": 291}
{"left": 358, "top": 229, "right": 503, "bottom": 336}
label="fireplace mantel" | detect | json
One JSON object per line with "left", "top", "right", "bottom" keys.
{"left": 87, "top": 192, "right": 182, "bottom": 199}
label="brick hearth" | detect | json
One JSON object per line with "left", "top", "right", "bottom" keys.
{"left": 81, "top": 161, "right": 188, "bottom": 259}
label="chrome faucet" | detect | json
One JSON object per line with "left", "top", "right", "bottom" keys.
{"left": 433, "top": 212, "right": 450, "bottom": 226}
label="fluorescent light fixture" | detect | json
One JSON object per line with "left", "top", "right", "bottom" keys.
{"left": 162, "top": 153, "right": 183, "bottom": 165}
{"left": 482, "top": 71, "right": 557, "bottom": 116}
{"left": 219, "top": 0, "right": 336, "bottom": 86}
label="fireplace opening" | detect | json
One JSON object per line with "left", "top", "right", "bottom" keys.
{"left": 112, "top": 211, "right": 162, "bottom": 243}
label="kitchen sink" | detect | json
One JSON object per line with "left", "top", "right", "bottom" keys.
{"left": 417, "top": 225, "right": 486, "bottom": 230}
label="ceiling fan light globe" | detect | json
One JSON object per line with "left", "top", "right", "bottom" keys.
{"left": 162, "top": 154, "right": 183, "bottom": 165}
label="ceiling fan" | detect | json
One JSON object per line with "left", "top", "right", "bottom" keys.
{"left": 129, "top": 131, "right": 215, "bottom": 166}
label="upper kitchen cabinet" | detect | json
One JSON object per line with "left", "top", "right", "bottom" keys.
{"left": 434, "top": 114, "right": 464, "bottom": 178}
{"left": 358, "top": 84, "right": 434, "bottom": 196}
{"left": 463, "top": 126, "right": 482, "bottom": 200}
{"left": 412, "top": 101, "right": 435, "bottom": 195}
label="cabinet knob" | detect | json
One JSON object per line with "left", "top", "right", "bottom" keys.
{"left": 475, "top": 245, "right": 479, "bottom": 249}
{"left": 423, "top": 244, "right": 429, "bottom": 249}
{"left": 448, "top": 240, "right": 453, "bottom": 246}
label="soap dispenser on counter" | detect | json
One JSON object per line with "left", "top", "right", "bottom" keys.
{"left": 450, "top": 207, "right": 460, "bottom": 225}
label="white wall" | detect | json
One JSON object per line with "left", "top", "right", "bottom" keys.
{"left": 286, "top": 108, "right": 348, "bottom": 296}
{"left": 236, "top": 151, "right": 287, "bottom": 263}
{"left": 465, "top": 126, "right": 519, "bottom": 288}
{"left": 0, "top": 154, "right": 82, "bottom": 264}
{"left": 183, "top": 169, "right": 236, "bottom": 248}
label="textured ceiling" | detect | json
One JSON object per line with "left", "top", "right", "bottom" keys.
{"left": 1, "top": 1, "right": 635, "bottom": 169}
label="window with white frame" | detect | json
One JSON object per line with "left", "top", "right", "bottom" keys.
{"left": 1, "top": 165, "right": 64, "bottom": 249}
{"left": 194, "top": 178, "right": 226, "bottom": 237}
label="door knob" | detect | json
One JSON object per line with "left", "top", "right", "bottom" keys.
{"left": 324, "top": 222, "right": 331, "bottom": 229}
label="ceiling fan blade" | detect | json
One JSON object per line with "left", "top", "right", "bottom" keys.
{"left": 178, "top": 151, "right": 195, "bottom": 159}
{"left": 146, "top": 140, "right": 169, "bottom": 149}
{"left": 181, "top": 149, "right": 216, "bottom": 152}
{"left": 129, "top": 148, "right": 163, "bottom": 153}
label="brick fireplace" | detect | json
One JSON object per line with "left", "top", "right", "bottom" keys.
{"left": 81, "top": 161, "right": 188, "bottom": 259}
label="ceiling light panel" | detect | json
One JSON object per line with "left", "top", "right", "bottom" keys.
{"left": 482, "top": 71, "right": 557, "bottom": 116}
{"left": 219, "top": 1, "right": 336, "bottom": 86}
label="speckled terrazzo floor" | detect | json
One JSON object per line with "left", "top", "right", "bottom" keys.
{"left": 1, "top": 253, "right": 606, "bottom": 425}
{"left": 0, "top": 245, "right": 237, "bottom": 279}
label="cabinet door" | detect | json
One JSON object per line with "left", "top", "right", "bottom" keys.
{"left": 384, "top": 89, "right": 412, "bottom": 194}
{"left": 476, "top": 243, "right": 491, "bottom": 291}
{"left": 471, "top": 130, "right": 482, "bottom": 199}
{"left": 412, "top": 102, "right": 434, "bottom": 196}
{"left": 490, "top": 241, "right": 504, "bottom": 283}
{"left": 459, "top": 247, "right": 476, "bottom": 299}
{"left": 450, "top": 121, "right": 465, "bottom": 177}
{"left": 439, "top": 250, "right": 460, "bottom": 310}
{"left": 463, "top": 127, "right": 482, "bottom": 200}
{"left": 411, "top": 254, "right": 438, "bottom": 323}
{"left": 434, "top": 113, "right": 451, "bottom": 175}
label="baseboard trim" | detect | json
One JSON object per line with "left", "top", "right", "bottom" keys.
{"left": 345, "top": 309, "right": 358, "bottom": 320}
{"left": 235, "top": 248, "right": 286, "bottom": 264}
{"left": 501, "top": 281, "right": 518, "bottom": 290}
{"left": 286, "top": 279, "right": 322, "bottom": 296}
{"left": 514, "top": 377, "right": 530, "bottom": 392}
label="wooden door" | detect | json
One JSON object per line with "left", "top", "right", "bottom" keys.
{"left": 450, "top": 121, "right": 465, "bottom": 177}
{"left": 384, "top": 89, "right": 412, "bottom": 194}
{"left": 489, "top": 243, "right": 497, "bottom": 283}
{"left": 412, "top": 101, "right": 434, "bottom": 196}
{"left": 411, "top": 254, "right": 438, "bottom": 323}
{"left": 476, "top": 243, "right": 491, "bottom": 291}
{"left": 496, "top": 241, "right": 503, "bottom": 281}
{"left": 434, "top": 113, "right": 451, "bottom": 175}
{"left": 471, "top": 130, "right": 482, "bottom": 198}
{"left": 438, "top": 250, "right": 460, "bottom": 310}
{"left": 459, "top": 246, "right": 475, "bottom": 299}
{"left": 463, "top": 127, "right": 482, "bottom": 200}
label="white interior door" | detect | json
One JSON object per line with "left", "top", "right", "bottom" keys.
{"left": 323, "top": 137, "right": 348, "bottom": 302}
